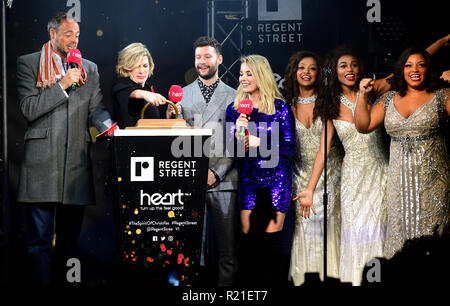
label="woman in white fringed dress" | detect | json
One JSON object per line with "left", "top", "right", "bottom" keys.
{"left": 284, "top": 51, "right": 343, "bottom": 286}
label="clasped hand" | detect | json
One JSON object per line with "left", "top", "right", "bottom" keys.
{"left": 359, "top": 78, "right": 375, "bottom": 95}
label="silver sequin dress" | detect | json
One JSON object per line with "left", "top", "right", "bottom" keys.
{"left": 289, "top": 118, "right": 343, "bottom": 286}
{"left": 382, "top": 89, "right": 450, "bottom": 259}
{"left": 333, "top": 96, "right": 389, "bottom": 286}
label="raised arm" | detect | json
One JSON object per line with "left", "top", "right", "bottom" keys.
{"left": 372, "top": 74, "right": 393, "bottom": 97}
{"left": 426, "top": 34, "right": 450, "bottom": 56}
{"left": 293, "top": 119, "right": 335, "bottom": 218}
{"left": 370, "top": 34, "right": 450, "bottom": 98}
{"left": 354, "top": 78, "right": 386, "bottom": 133}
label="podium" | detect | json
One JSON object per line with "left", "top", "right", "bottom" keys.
{"left": 113, "top": 127, "right": 212, "bottom": 286}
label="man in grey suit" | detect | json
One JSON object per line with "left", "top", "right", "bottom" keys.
{"left": 16, "top": 12, "right": 112, "bottom": 286}
{"left": 180, "top": 36, "right": 238, "bottom": 286}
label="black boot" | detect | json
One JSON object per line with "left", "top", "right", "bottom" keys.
{"left": 262, "top": 231, "right": 283, "bottom": 285}
{"left": 237, "top": 232, "right": 261, "bottom": 286}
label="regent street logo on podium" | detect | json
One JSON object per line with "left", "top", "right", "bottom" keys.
{"left": 130, "top": 157, "right": 154, "bottom": 181}
{"left": 130, "top": 157, "right": 199, "bottom": 182}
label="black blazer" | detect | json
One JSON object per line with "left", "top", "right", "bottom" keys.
{"left": 111, "top": 77, "right": 164, "bottom": 128}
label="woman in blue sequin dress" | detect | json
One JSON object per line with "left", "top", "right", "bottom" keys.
{"left": 226, "top": 54, "right": 296, "bottom": 284}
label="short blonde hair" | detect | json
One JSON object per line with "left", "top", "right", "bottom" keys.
{"left": 234, "top": 54, "right": 283, "bottom": 115}
{"left": 116, "top": 42, "right": 154, "bottom": 78}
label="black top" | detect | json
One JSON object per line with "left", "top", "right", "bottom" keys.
{"left": 111, "top": 77, "right": 164, "bottom": 129}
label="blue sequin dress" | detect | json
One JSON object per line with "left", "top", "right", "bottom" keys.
{"left": 226, "top": 99, "right": 296, "bottom": 213}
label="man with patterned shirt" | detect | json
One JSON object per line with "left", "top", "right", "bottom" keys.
{"left": 179, "top": 36, "right": 238, "bottom": 286}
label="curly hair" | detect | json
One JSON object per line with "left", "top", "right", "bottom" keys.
{"left": 314, "top": 46, "right": 366, "bottom": 121}
{"left": 283, "top": 51, "right": 324, "bottom": 103}
{"left": 388, "top": 47, "right": 441, "bottom": 97}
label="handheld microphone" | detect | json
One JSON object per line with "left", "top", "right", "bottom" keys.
{"left": 237, "top": 99, "right": 253, "bottom": 142}
{"left": 67, "top": 48, "right": 82, "bottom": 88}
{"left": 168, "top": 85, "right": 183, "bottom": 118}
{"left": 168, "top": 85, "right": 183, "bottom": 102}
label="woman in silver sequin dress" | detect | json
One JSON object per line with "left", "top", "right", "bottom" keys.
{"left": 284, "top": 51, "right": 343, "bottom": 286}
{"left": 294, "top": 46, "right": 392, "bottom": 285}
{"left": 354, "top": 46, "right": 450, "bottom": 259}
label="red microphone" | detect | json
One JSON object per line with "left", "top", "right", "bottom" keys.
{"left": 238, "top": 99, "right": 253, "bottom": 142}
{"left": 67, "top": 48, "right": 82, "bottom": 69}
{"left": 168, "top": 85, "right": 183, "bottom": 102}
{"left": 167, "top": 85, "right": 183, "bottom": 118}
{"left": 67, "top": 48, "right": 82, "bottom": 88}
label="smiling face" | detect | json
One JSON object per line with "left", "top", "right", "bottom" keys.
{"left": 50, "top": 18, "right": 79, "bottom": 57}
{"left": 239, "top": 62, "right": 259, "bottom": 96}
{"left": 296, "top": 57, "right": 318, "bottom": 89}
{"left": 129, "top": 56, "right": 150, "bottom": 86}
{"left": 195, "top": 45, "right": 222, "bottom": 81}
{"left": 336, "top": 55, "right": 360, "bottom": 87}
{"left": 403, "top": 53, "right": 427, "bottom": 89}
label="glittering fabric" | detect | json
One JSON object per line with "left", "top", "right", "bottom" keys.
{"left": 333, "top": 97, "right": 389, "bottom": 286}
{"left": 225, "top": 99, "right": 296, "bottom": 213}
{"left": 383, "top": 88, "right": 450, "bottom": 259}
{"left": 289, "top": 117, "right": 343, "bottom": 286}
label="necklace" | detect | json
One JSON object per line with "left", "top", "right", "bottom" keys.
{"left": 295, "top": 93, "right": 317, "bottom": 104}
{"left": 339, "top": 91, "right": 359, "bottom": 112}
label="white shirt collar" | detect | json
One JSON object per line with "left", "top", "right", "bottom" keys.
{"left": 53, "top": 53, "right": 66, "bottom": 76}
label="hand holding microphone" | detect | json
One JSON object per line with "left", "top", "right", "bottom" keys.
{"left": 166, "top": 85, "right": 183, "bottom": 118}
{"left": 141, "top": 85, "right": 183, "bottom": 107}
{"left": 60, "top": 48, "right": 83, "bottom": 91}
{"left": 236, "top": 99, "right": 253, "bottom": 142}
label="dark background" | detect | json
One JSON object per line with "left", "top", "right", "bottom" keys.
{"left": 1, "top": 0, "right": 449, "bottom": 286}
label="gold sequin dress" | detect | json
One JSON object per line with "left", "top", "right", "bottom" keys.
{"left": 333, "top": 94, "right": 389, "bottom": 285}
{"left": 382, "top": 89, "right": 450, "bottom": 259}
{"left": 289, "top": 118, "right": 343, "bottom": 286}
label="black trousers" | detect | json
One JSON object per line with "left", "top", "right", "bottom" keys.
{"left": 202, "top": 191, "right": 238, "bottom": 286}
{"left": 26, "top": 203, "right": 85, "bottom": 287}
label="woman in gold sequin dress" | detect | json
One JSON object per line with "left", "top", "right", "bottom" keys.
{"left": 355, "top": 46, "right": 450, "bottom": 259}
{"left": 294, "top": 47, "right": 391, "bottom": 285}
{"left": 284, "top": 51, "right": 343, "bottom": 286}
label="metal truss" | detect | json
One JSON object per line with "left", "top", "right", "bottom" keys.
{"left": 206, "top": 0, "right": 248, "bottom": 87}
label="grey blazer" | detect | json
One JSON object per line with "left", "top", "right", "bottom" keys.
{"left": 16, "top": 51, "right": 111, "bottom": 205}
{"left": 180, "top": 80, "right": 238, "bottom": 191}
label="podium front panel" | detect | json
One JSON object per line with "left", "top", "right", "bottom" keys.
{"left": 113, "top": 129, "right": 212, "bottom": 286}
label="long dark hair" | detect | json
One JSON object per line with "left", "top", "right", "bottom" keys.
{"left": 284, "top": 51, "right": 324, "bottom": 104}
{"left": 314, "top": 46, "right": 366, "bottom": 121}
{"left": 284, "top": 51, "right": 327, "bottom": 121}
{"left": 388, "top": 47, "right": 441, "bottom": 97}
